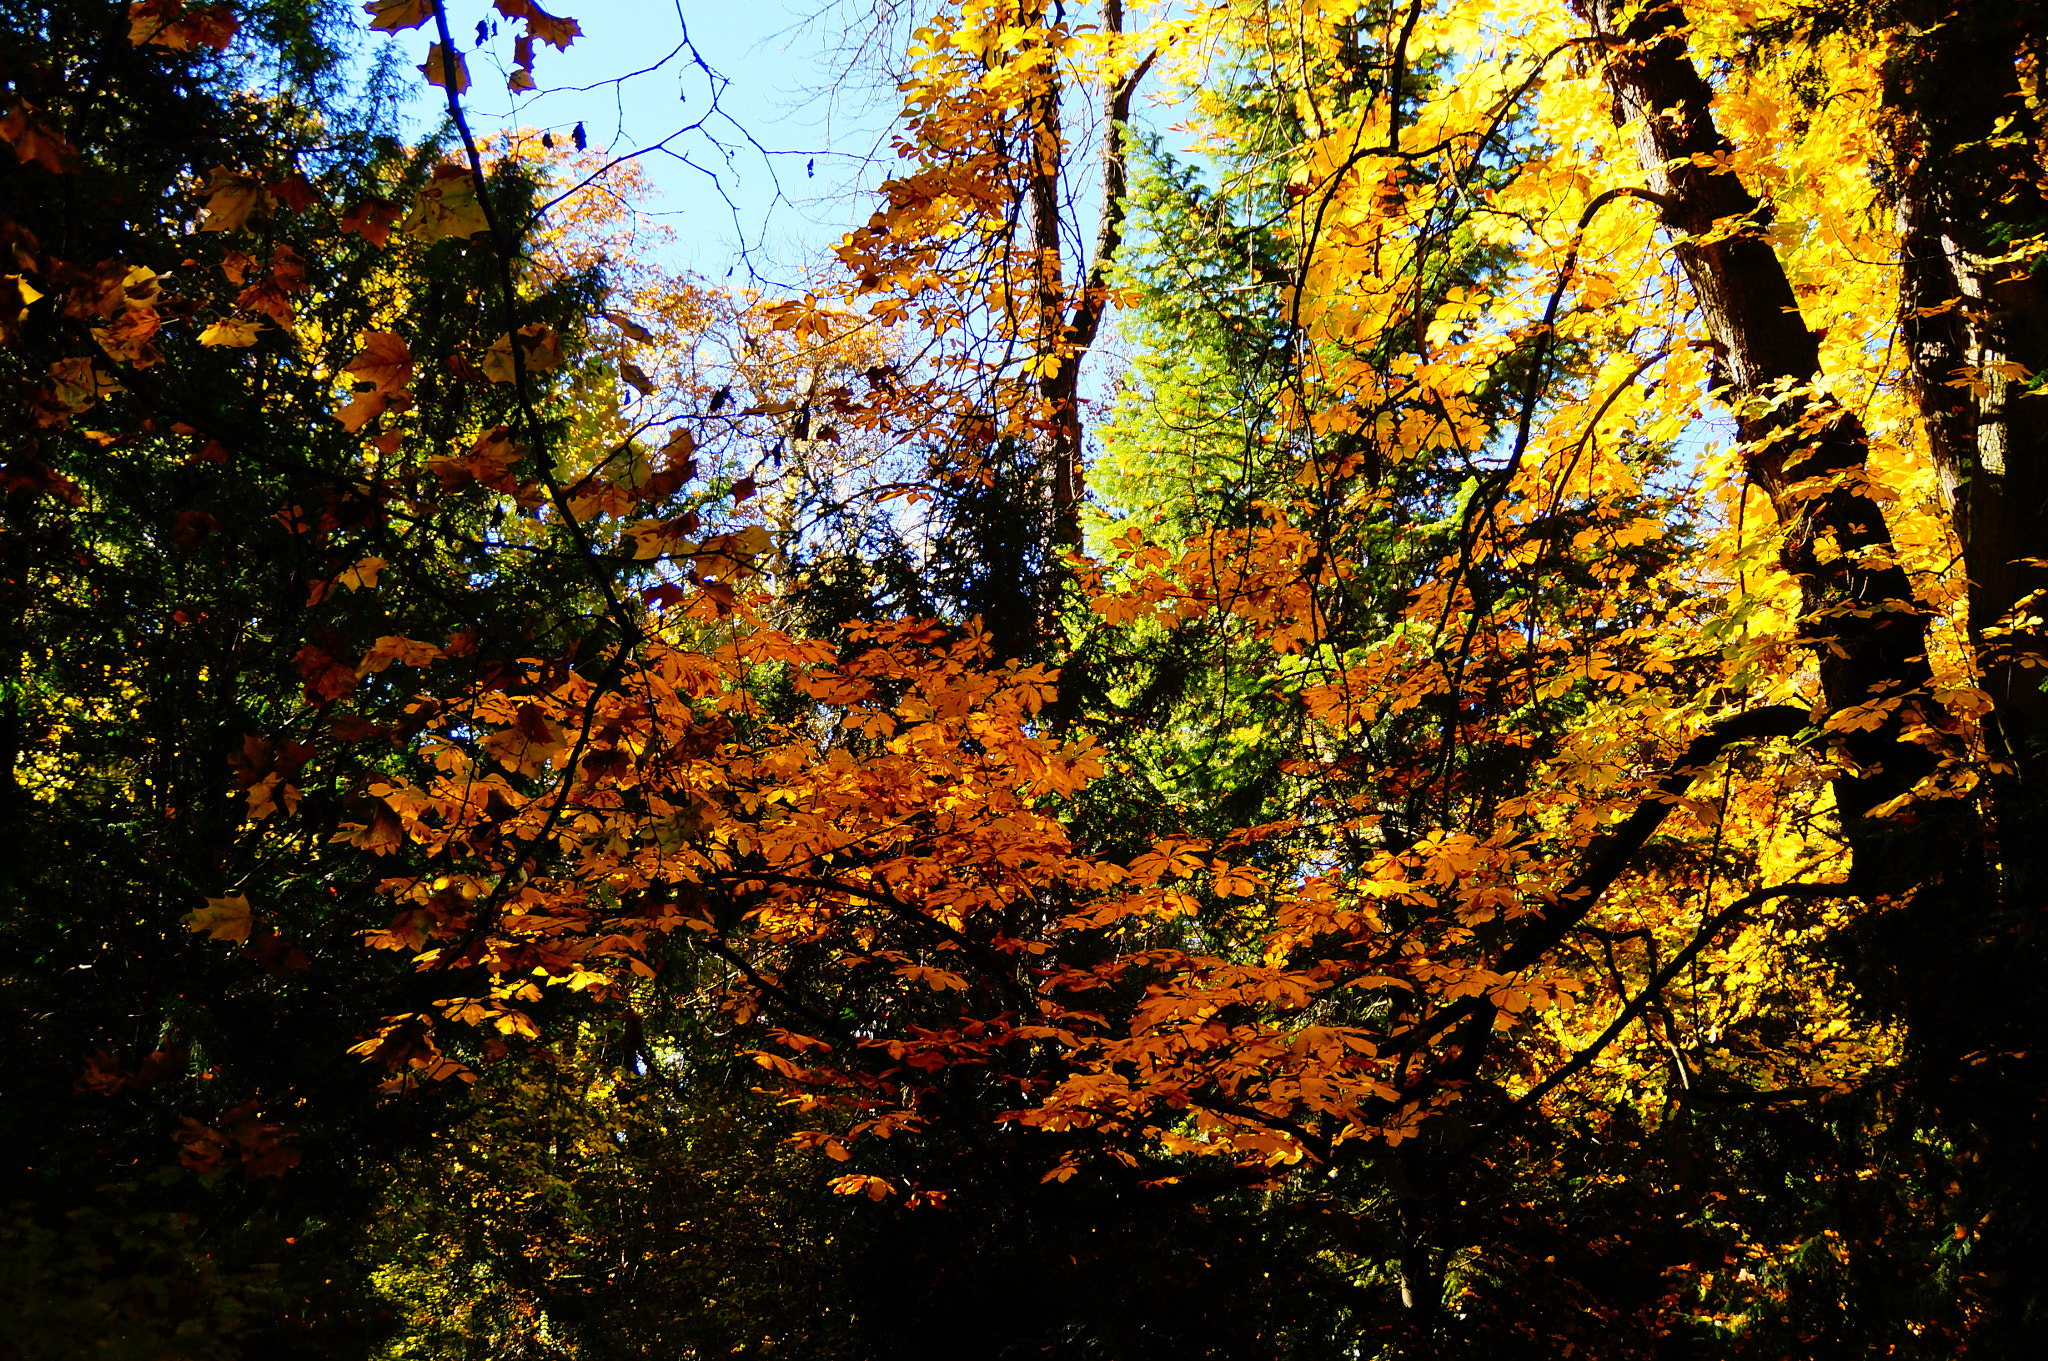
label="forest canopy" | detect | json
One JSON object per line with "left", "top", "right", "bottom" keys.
{"left": 4, "top": 0, "right": 2047, "bottom": 1357}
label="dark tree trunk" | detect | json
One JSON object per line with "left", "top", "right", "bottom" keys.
{"left": 1885, "top": 1, "right": 2048, "bottom": 772}
{"left": 1573, "top": 0, "right": 1964, "bottom": 898}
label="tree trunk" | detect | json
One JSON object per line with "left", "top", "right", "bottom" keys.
{"left": 1884, "top": 1, "right": 2048, "bottom": 775}
{"left": 1573, "top": 0, "right": 1960, "bottom": 896}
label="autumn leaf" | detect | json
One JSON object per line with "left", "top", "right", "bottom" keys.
{"left": 340, "top": 198, "right": 401, "bottom": 247}
{"left": 418, "top": 42, "right": 470, "bottom": 94}
{"left": 602, "top": 309, "right": 653, "bottom": 342}
{"left": 268, "top": 172, "right": 316, "bottom": 212}
{"left": 334, "top": 797, "right": 406, "bottom": 854}
{"left": 293, "top": 642, "right": 358, "bottom": 702}
{"left": 343, "top": 331, "right": 414, "bottom": 396}
{"left": 128, "top": 1, "right": 239, "bottom": 52}
{"left": 482, "top": 323, "right": 562, "bottom": 383}
{"left": 0, "top": 273, "right": 41, "bottom": 346}
{"left": 509, "top": 34, "right": 536, "bottom": 91}
{"left": 198, "top": 165, "right": 266, "bottom": 232}
{"left": 198, "top": 315, "right": 266, "bottom": 347}
{"left": 495, "top": 0, "right": 581, "bottom": 50}
{"left": 234, "top": 277, "right": 295, "bottom": 328}
{"left": 185, "top": 893, "right": 253, "bottom": 943}
{"left": 364, "top": 0, "right": 436, "bottom": 32}
{"left": 827, "top": 1174, "right": 894, "bottom": 1201}
{"left": 336, "top": 556, "right": 387, "bottom": 590}
{"left": 0, "top": 97, "right": 77, "bottom": 173}
{"left": 399, "top": 163, "right": 490, "bottom": 242}
{"left": 46, "top": 358, "right": 122, "bottom": 412}
{"left": 333, "top": 390, "right": 389, "bottom": 433}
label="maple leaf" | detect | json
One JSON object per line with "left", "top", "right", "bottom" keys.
{"left": 418, "top": 42, "right": 470, "bottom": 94}
{"left": 343, "top": 331, "right": 414, "bottom": 396}
{"left": 482, "top": 323, "right": 563, "bottom": 383}
{"left": 333, "top": 390, "right": 388, "bottom": 433}
{"left": 268, "top": 171, "right": 316, "bottom": 212}
{"left": 509, "top": 34, "right": 537, "bottom": 91}
{"left": 46, "top": 358, "right": 122, "bottom": 413}
{"left": 335, "top": 797, "right": 406, "bottom": 854}
{"left": 234, "top": 278, "right": 294, "bottom": 328}
{"left": 198, "top": 165, "right": 266, "bottom": 232}
{"left": 198, "top": 315, "right": 265, "bottom": 346}
{"left": 175, "top": 1116, "right": 232, "bottom": 1173}
{"left": 336, "top": 556, "right": 386, "bottom": 590}
{"left": 364, "top": 0, "right": 437, "bottom": 32}
{"left": 340, "top": 198, "right": 401, "bottom": 247}
{"left": 496, "top": 0, "right": 581, "bottom": 50}
{"left": 128, "top": 2, "right": 239, "bottom": 52}
{"left": 294, "top": 642, "right": 358, "bottom": 702}
{"left": 399, "top": 163, "right": 490, "bottom": 242}
{"left": 91, "top": 303, "right": 164, "bottom": 368}
{"left": 0, "top": 98, "right": 78, "bottom": 174}
{"left": 185, "top": 893, "right": 253, "bottom": 942}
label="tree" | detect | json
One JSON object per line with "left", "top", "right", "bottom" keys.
{"left": 10, "top": 1, "right": 2048, "bottom": 1357}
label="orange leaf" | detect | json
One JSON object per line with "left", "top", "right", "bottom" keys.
{"left": 0, "top": 98, "right": 78, "bottom": 174}
{"left": 364, "top": 0, "right": 436, "bottom": 32}
{"left": 343, "top": 331, "right": 414, "bottom": 396}
{"left": 418, "top": 42, "right": 469, "bottom": 94}
{"left": 340, "top": 198, "right": 401, "bottom": 247}
{"left": 185, "top": 893, "right": 253, "bottom": 943}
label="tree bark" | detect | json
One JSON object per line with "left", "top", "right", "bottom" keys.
{"left": 1574, "top": 0, "right": 1957, "bottom": 893}
{"left": 1032, "top": 0, "right": 1153, "bottom": 554}
{"left": 1884, "top": 0, "right": 2048, "bottom": 772}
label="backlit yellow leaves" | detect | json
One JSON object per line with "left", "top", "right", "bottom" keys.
{"left": 198, "top": 316, "right": 265, "bottom": 346}
{"left": 0, "top": 274, "right": 41, "bottom": 346}
{"left": 45, "top": 357, "right": 122, "bottom": 414}
{"left": 87, "top": 265, "right": 163, "bottom": 367}
{"left": 400, "top": 163, "right": 490, "bottom": 241}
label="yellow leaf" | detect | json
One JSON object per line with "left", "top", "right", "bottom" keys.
{"left": 198, "top": 166, "right": 266, "bottom": 233}
{"left": 186, "top": 894, "right": 252, "bottom": 942}
{"left": 337, "top": 556, "right": 386, "bottom": 590}
{"left": 198, "top": 315, "right": 265, "bottom": 347}
{"left": 400, "top": 164, "right": 490, "bottom": 242}
{"left": 47, "top": 358, "right": 122, "bottom": 412}
{"left": 482, "top": 324, "right": 562, "bottom": 383}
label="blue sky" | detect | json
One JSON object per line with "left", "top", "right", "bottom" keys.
{"left": 359, "top": 1, "right": 902, "bottom": 283}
